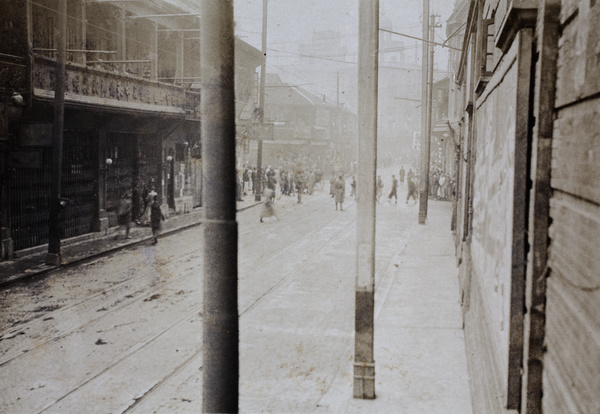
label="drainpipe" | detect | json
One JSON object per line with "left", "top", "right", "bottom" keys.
{"left": 200, "top": 0, "right": 238, "bottom": 412}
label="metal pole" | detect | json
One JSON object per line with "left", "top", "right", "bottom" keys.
{"left": 46, "top": 0, "right": 67, "bottom": 266}
{"left": 200, "top": 0, "right": 238, "bottom": 412}
{"left": 336, "top": 71, "right": 341, "bottom": 163}
{"left": 254, "top": 0, "right": 268, "bottom": 202}
{"left": 418, "top": 0, "right": 430, "bottom": 224}
{"left": 353, "top": 0, "right": 378, "bottom": 400}
{"left": 426, "top": 15, "right": 436, "bottom": 195}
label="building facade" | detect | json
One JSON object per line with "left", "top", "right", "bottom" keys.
{"left": 451, "top": 0, "right": 600, "bottom": 412}
{"left": 243, "top": 73, "right": 357, "bottom": 175}
{"left": 0, "top": 0, "right": 261, "bottom": 258}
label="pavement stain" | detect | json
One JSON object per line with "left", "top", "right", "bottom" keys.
{"left": 0, "top": 331, "right": 26, "bottom": 342}
{"left": 144, "top": 293, "right": 161, "bottom": 302}
{"left": 33, "top": 305, "right": 60, "bottom": 313}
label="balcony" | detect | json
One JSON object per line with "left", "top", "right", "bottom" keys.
{"left": 31, "top": 56, "right": 199, "bottom": 118}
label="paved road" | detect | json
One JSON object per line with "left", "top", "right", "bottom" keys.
{"left": 0, "top": 182, "right": 423, "bottom": 413}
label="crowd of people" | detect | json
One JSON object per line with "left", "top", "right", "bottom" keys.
{"left": 237, "top": 163, "right": 324, "bottom": 204}
{"left": 116, "top": 163, "right": 456, "bottom": 232}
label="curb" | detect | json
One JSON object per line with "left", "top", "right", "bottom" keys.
{"left": 0, "top": 201, "right": 264, "bottom": 289}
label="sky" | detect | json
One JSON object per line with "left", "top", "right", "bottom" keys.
{"left": 234, "top": 0, "right": 457, "bottom": 49}
{"left": 233, "top": 0, "right": 458, "bottom": 103}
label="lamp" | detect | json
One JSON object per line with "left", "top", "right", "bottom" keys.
{"left": 5, "top": 91, "right": 25, "bottom": 120}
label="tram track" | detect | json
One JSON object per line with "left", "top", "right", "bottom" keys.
{"left": 1, "top": 192, "right": 357, "bottom": 412}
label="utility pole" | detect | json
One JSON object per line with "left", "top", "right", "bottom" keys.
{"left": 418, "top": 0, "right": 430, "bottom": 225}
{"left": 200, "top": 0, "right": 238, "bottom": 412}
{"left": 336, "top": 71, "right": 341, "bottom": 163}
{"left": 46, "top": 0, "right": 67, "bottom": 266}
{"left": 354, "top": 0, "right": 378, "bottom": 400}
{"left": 254, "top": 0, "right": 268, "bottom": 202}
{"left": 426, "top": 15, "right": 439, "bottom": 201}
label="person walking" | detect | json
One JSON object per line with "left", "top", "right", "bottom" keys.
{"left": 350, "top": 176, "right": 356, "bottom": 198}
{"left": 251, "top": 167, "right": 257, "bottom": 194}
{"left": 329, "top": 173, "right": 336, "bottom": 198}
{"left": 406, "top": 175, "right": 418, "bottom": 204}
{"left": 259, "top": 188, "right": 278, "bottom": 222}
{"left": 150, "top": 195, "right": 165, "bottom": 244}
{"left": 376, "top": 175, "right": 384, "bottom": 203}
{"left": 117, "top": 190, "right": 133, "bottom": 239}
{"left": 242, "top": 168, "right": 249, "bottom": 194}
{"left": 295, "top": 167, "right": 305, "bottom": 203}
{"left": 407, "top": 168, "right": 414, "bottom": 184}
{"left": 334, "top": 175, "right": 345, "bottom": 211}
{"left": 388, "top": 174, "right": 398, "bottom": 204}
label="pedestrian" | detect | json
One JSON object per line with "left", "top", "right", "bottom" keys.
{"left": 117, "top": 190, "right": 133, "bottom": 239}
{"left": 439, "top": 174, "right": 447, "bottom": 200}
{"left": 406, "top": 176, "right": 418, "bottom": 204}
{"left": 399, "top": 165, "right": 405, "bottom": 185}
{"left": 150, "top": 195, "right": 165, "bottom": 244}
{"left": 281, "top": 169, "right": 289, "bottom": 195}
{"left": 242, "top": 168, "right": 249, "bottom": 194}
{"left": 307, "top": 170, "right": 315, "bottom": 195}
{"left": 350, "top": 176, "right": 356, "bottom": 198}
{"left": 329, "top": 173, "right": 336, "bottom": 197}
{"left": 376, "top": 175, "right": 383, "bottom": 203}
{"left": 430, "top": 169, "right": 440, "bottom": 199}
{"left": 251, "top": 167, "right": 257, "bottom": 194}
{"left": 334, "top": 175, "right": 345, "bottom": 211}
{"left": 236, "top": 169, "right": 244, "bottom": 202}
{"left": 295, "top": 167, "right": 305, "bottom": 203}
{"left": 259, "top": 188, "right": 278, "bottom": 222}
{"left": 388, "top": 174, "right": 398, "bottom": 204}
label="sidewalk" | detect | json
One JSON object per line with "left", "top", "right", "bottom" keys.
{"left": 0, "top": 197, "right": 262, "bottom": 288}
{"left": 318, "top": 200, "right": 473, "bottom": 413}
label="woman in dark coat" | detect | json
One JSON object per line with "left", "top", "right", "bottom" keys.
{"left": 150, "top": 195, "right": 165, "bottom": 244}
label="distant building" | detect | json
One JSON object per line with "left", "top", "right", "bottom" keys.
{"left": 243, "top": 73, "right": 356, "bottom": 174}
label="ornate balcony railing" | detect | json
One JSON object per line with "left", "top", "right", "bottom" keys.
{"left": 32, "top": 56, "right": 198, "bottom": 117}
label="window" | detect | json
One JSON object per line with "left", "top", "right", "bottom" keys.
{"left": 475, "top": 19, "right": 495, "bottom": 93}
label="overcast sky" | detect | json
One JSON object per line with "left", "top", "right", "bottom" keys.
{"left": 234, "top": 0, "right": 457, "bottom": 54}
{"left": 233, "top": 0, "right": 458, "bottom": 101}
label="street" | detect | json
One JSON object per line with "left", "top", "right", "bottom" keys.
{"left": 0, "top": 180, "right": 447, "bottom": 413}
